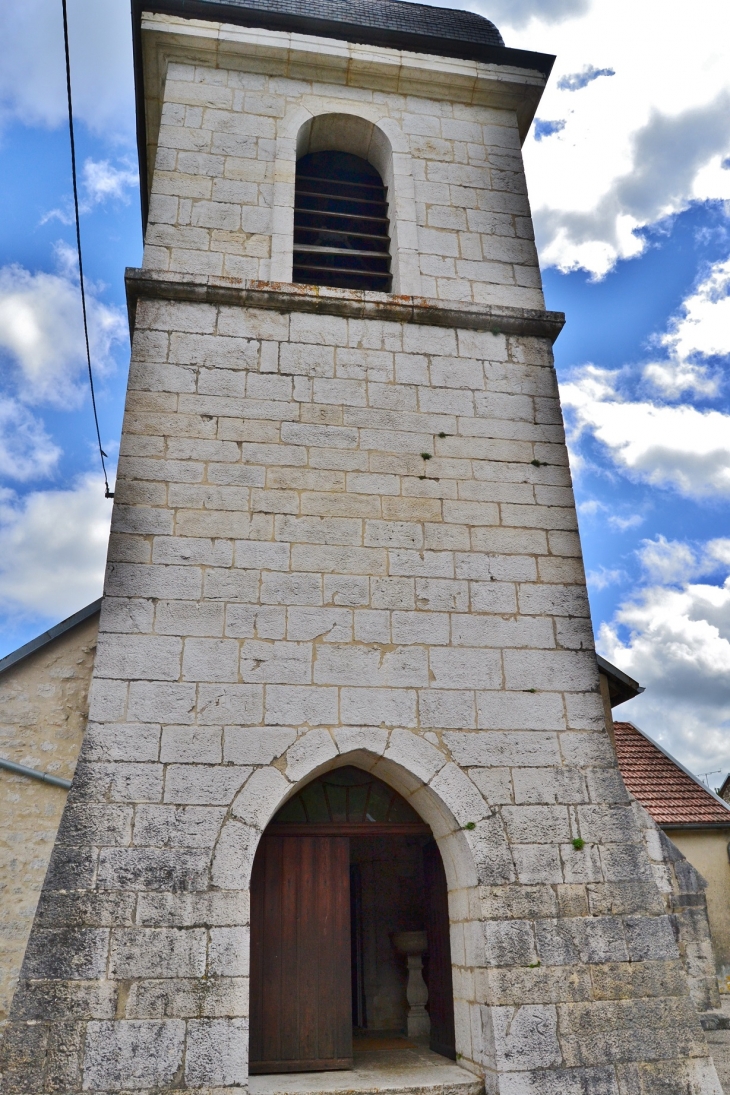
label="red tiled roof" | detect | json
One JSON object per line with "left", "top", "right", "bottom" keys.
{"left": 613, "top": 721, "right": 730, "bottom": 827}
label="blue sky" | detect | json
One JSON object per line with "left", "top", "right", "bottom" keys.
{"left": 0, "top": 0, "right": 729, "bottom": 782}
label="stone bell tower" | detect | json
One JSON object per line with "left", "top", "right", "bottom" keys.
{"left": 1, "top": 0, "right": 724, "bottom": 1092}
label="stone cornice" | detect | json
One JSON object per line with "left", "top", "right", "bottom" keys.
{"left": 125, "top": 268, "right": 565, "bottom": 343}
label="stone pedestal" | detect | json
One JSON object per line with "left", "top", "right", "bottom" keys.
{"left": 393, "top": 931, "right": 430, "bottom": 1039}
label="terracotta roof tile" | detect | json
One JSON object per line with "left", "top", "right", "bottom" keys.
{"left": 613, "top": 721, "right": 730, "bottom": 827}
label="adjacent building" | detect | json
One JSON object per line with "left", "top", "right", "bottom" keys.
{"left": 613, "top": 719, "right": 730, "bottom": 995}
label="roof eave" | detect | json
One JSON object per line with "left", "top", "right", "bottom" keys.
{"left": 0, "top": 600, "right": 102, "bottom": 677}
{"left": 597, "top": 654, "right": 644, "bottom": 707}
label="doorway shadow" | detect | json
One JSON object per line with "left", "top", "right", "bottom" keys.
{"left": 249, "top": 766, "right": 456, "bottom": 1075}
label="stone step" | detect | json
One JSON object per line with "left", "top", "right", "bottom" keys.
{"left": 249, "top": 1045, "right": 484, "bottom": 1095}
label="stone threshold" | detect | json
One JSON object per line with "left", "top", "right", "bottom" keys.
{"left": 125, "top": 268, "right": 565, "bottom": 343}
{"left": 249, "top": 1044, "right": 484, "bottom": 1095}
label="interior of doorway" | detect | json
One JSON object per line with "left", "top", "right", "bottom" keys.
{"left": 249, "top": 766, "right": 456, "bottom": 1074}
{"left": 349, "top": 832, "right": 453, "bottom": 1058}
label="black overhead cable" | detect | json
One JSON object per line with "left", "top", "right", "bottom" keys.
{"left": 61, "top": 0, "right": 114, "bottom": 499}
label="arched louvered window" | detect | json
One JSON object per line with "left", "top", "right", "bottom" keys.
{"left": 293, "top": 150, "right": 392, "bottom": 293}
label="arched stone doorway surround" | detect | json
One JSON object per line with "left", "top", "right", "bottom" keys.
{"left": 211, "top": 727, "right": 513, "bottom": 1084}
{"left": 270, "top": 107, "right": 422, "bottom": 295}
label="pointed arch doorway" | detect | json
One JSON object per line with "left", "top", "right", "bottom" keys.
{"left": 249, "top": 766, "right": 456, "bottom": 1074}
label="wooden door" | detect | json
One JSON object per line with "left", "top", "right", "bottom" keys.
{"left": 249, "top": 835, "right": 353, "bottom": 1073}
{"left": 423, "top": 840, "right": 456, "bottom": 1059}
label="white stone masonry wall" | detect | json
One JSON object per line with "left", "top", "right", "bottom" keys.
{"left": 2, "top": 293, "right": 719, "bottom": 1094}
{"left": 110, "top": 300, "right": 585, "bottom": 739}
{"left": 1, "top": 23, "right": 722, "bottom": 1092}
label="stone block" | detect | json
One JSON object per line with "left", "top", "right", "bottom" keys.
{"left": 197, "top": 683, "right": 264, "bottom": 725}
{"left": 9, "top": 979, "right": 117, "bottom": 1022}
{"left": 483, "top": 920, "right": 537, "bottom": 968}
{"left": 208, "top": 927, "right": 250, "bottom": 976}
{"left": 265, "top": 685, "right": 338, "bottom": 725}
{"left": 513, "top": 767, "right": 587, "bottom": 805}
{"left": 445, "top": 731, "right": 561, "bottom": 767}
{"left": 97, "top": 847, "right": 209, "bottom": 891}
{"left": 341, "top": 687, "right": 417, "bottom": 726}
{"left": 501, "top": 805, "right": 572, "bottom": 844}
{"left": 73, "top": 761, "right": 164, "bottom": 804}
{"left": 231, "top": 765, "right": 289, "bottom": 828}
{"left": 94, "top": 634, "right": 182, "bottom": 681}
{"left": 211, "top": 818, "right": 259, "bottom": 888}
{"left": 285, "top": 728, "right": 337, "bottom": 781}
{"left": 420, "top": 689, "right": 477, "bottom": 729}
{"left": 109, "top": 927, "right": 207, "bottom": 978}
{"left": 513, "top": 844, "right": 564, "bottom": 885}
{"left": 164, "top": 763, "right": 251, "bottom": 805}
{"left": 223, "top": 726, "right": 297, "bottom": 764}
{"left": 185, "top": 1018, "right": 249, "bottom": 1086}
{"left": 498, "top": 1065, "right": 619, "bottom": 1095}
{"left": 83, "top": 1019, "right": 185, "bottom": 1091}
{"left": 21, "top": 928, "right": 109, "bottom": 981}
{"left": 488, "top": 1004, "right": 562, "bottom": 1071}
{"left": 133, "top": 804, "right": 226, "bottom": 847}
{"left": 160, "top": 727, "right": 222, "bottom": 764}
{"left": 127, "top": 681, "right": 196, "bottom": 724}
{"left": 57, "top": 804, "right": 134, "bottom": 847}
{"left": 621, "top": 915, "right": 678, "bottom": 959}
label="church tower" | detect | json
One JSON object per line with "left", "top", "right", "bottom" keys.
{"left": 1, "top": 1, "right": 723, "bottom": 1092}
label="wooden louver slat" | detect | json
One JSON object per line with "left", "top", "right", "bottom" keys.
{"left": 293, "top": 151, "right": 392, "bottom": 293}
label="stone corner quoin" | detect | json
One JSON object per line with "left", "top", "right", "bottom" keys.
{"left": 0, "top": 9, "right": 723, "bottom": 1095}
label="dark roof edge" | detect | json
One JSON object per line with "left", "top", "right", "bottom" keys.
{"left": 131, "top": 0, "right": 555, "bottom": 228}
{"left": 661, "top": 822, "right": 730, "bottom": 831}
{"left": 0, "top": 600, "right": 102, "bottom": 677}
{"left": 596, "top": 654, "right": 644, "bottom": 707}
{"left": 622, "top": 720, "right": 730, "bottom": 818}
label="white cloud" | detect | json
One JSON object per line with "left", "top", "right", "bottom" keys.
{"left": 641, "top": 359, "right": 719, "bottom": 400}
{"left": 557, "top": 65, "right": 615, "bottom": 92}
{"left": 586, "top": 565, "right": 625, "bottom": 591}
{"left": 707, "top": 539, "right": 730, "bottom": 567}
{"left": 42, "top": 159, "right": 139, "bottom": 225}
{"left": 599, "top": 570, "right": 730, "bottom": 775}
{"left": 475, "top": 0, "right": 589, "bottom": 29}
{"left": 661, "top": 257, "right": 730, "bottom": 362}
{"left": 0, "top": 473, "right": 112, "bottom": 618}
{"left": 608, "top": 513, "right": 643, "bottom": 531}
{"left": 562, "top": 365, "right": 730, "bottom": 497}
{"left": 577, "top": 498, "right": 605, "bottom": 516}
{"left": 638, "top": 535, "right": 698, "bottom": 584}
{"left": 639, "top": 256, "right": 730, "bottom": 398}
{"left": 83, "top": 159, "right": 138, "bottom": 205}
{"left": 503, "top": 0, "right": 730, "bottom": 276}
{"left": 0, "top": 397, "right": 60, "bottom": 480}
{"left": 0, "top": 0, "right": 134, "bottom": 137}
{"left": 0, "top": 262, "right": 126, "bottom": 408}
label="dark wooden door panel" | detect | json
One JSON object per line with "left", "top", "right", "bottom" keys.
{"left": 423, "top": 840, "right": 456, "bottom": 1060}
{"left": 250, "top": 835, "right": 353, "bottom": 1073}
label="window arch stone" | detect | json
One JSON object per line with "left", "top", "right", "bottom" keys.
{"left": 271, "top": 108, "right": 421, "bottom": 295}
